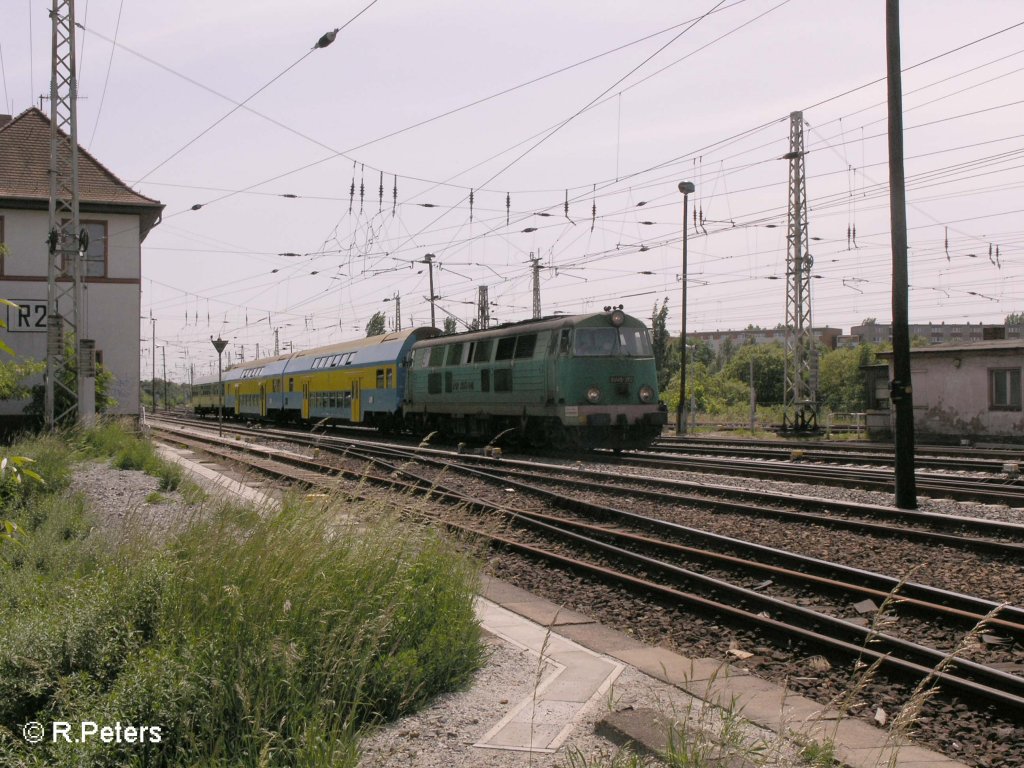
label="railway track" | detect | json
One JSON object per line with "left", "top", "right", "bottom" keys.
{"left": 171, "top": 412, "right": 1024, "bottom": 506}
{"left": 150, "top": 417, "right": 1024, "bottom": 721}
{"left": 650, "top": 437, "right": 1021, "bottom": 473}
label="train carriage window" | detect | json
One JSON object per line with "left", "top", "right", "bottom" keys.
{"left": 376, "top": 369, "right": 385, "bottom": 388}
{"left": 386, "top": 369, "right": 394, "bottom": 388}
{"left": 495, "top": 337, "right": 516, "bottom": 361}
{"left": 472, "top": 339, "right": 493, "bottom": 363}
{"left": 446, "top": 343, "right": 464, "bottom": 366}
{"left": 329, "top": 393, "right": 337, "bottom": 408}
{"left": 428, "top": 346, "right": 446, "bottom": 367}
{"left": 514, "top": 334, "right": 537, "bottom": 359}
{"left": 344, "top": 353, "right": 354, "bottom": 365}
{"left": 288, "top": 378, "right": 294, "bottom": 392}
{"left": 494, "top": 369, "right": 512, "bottom": 392}
{"left": 481, "top": 369, "right": 490, "bottom": 392}
{"left": 329, "top": 355, "right": 340, "bottom": 367}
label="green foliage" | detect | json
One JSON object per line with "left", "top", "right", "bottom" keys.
{"left": 23, "top": 337, "right": 117, "bottom": 424}
{"left": 818, "top": 344, "right": 879, "bottom": 412}
{"left": 650, "top": 298, "right": 676, "bottom": 392}
{"left": 365, "top": 310, "right": 387, "bottom": 337}
{"left": 1006, "top": 312, "right": 1024, "bottom": 326}
{"left": 0, "top": 431, "right": 484, "bottom": 767}
{"left": 722, "top": 342, "right": 785, "bottom": 405}
{"left": 443, "top": 316, "right": 458, "bottom": 335}
{"left": 141, "top": 378, "right": 190, "bottom": 409}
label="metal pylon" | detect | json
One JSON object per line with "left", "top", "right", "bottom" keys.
{"left": 477, "top": 285, "right": 490, "bottom": 329}
{"left": 529, "top": 253, "right": 541, "bottom": 319}
{"left": 782, "top": 111, "right": 817, "bottom": 431}
{"left": 45, "top": 0, "right": 94, "bottom": 429}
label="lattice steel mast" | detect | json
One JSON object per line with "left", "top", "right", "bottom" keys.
{"left": 477, "top": 285, "right": 490, "bottom": 329}
{"left": 45, "top": 0, "right": 94, "bottom": 429}
{"left": 529, "top": 253, "right": 542, "bottom": 319}
{"left": 782, "top": 111, "right": 817, "bottom": 431}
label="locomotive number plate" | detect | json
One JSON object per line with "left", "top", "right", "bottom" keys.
{"left": 608, "top": 376, "right": 634, "bottom": 384}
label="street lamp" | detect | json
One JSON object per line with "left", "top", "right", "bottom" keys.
{"left": 211, "top": 336, "right": 228, "bottom": 436}
{"left": 676, "top": 181, "right": 695, "bottom": 434}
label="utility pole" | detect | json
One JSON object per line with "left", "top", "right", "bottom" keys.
{"left": 676, "top": 181, "right": 694, "bottom": 434}
{"left": 45, "top": 0, "right": 95, "bottom": 428}
{"left": 477, "top": 285, "right": 490, "bottom": 329}
{"left": 161, "top": 345, "right": 167, "bottom": 411}
{"left": 529, "top": 252, "right": 542, "bottom": 319}
{"left": 420, "top": 253, "right": 436, "bottom": 328}
{"left": 274, "top": 328, "right": 279, "bottom": 356}
{"left": 150, "top": 317, "right": 156, "bottom": 412}
{"left": 782, "top": 111, "right": 818, "bottom": 432}
{"left": 886, "top": 0, "right": 917, "bottom": 508}
{"left": 393, "top": 293, "right": 401, "bottom": 331}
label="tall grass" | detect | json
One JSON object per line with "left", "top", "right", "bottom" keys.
{"left": 0, "top": 424, "right": 485, "bottom": 767}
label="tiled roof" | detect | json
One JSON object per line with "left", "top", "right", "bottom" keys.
{"left": 0, "top": 107, "right": 162, "bottom": 211}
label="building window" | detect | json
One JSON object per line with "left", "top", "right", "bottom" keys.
{"left": 990, "top": 368, "right": 1022, "bottom": 410}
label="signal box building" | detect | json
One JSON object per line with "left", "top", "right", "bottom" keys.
{"left": 877, "top": 341, "right": 1024, "bottom": 440}
{"left": 0, "top": 108, "right": 162, "bottom": 419}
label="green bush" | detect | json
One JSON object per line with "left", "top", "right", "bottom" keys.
{"left": 0, "top": 483, "right": 484, "bottom": 767}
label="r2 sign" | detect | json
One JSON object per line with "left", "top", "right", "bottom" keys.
{"left": 6, "top": 300, "right": 47, "bottom": 332}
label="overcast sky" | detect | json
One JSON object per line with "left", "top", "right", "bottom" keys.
{"left": 3, "top": 0, "right": 1023, "bottom": 378}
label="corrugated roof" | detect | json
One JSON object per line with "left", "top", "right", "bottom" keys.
{"left": 0, "top": 107, "right": 162, "bottom": 212}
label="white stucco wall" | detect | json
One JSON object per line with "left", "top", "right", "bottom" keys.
{"left": 1, "top": 207, "right": 142, "bottom": 416}
{"left": 904, "top": 350, "right": 1024, "bottom": 437}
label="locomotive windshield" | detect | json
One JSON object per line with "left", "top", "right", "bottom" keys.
{"left": 573, "top": 327, "right": 652, "bottom": 357}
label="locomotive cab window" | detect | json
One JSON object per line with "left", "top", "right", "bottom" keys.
{"left": 428, "top": 346, "right": 446, "bottom": 367}
{"left": 558, "top": 329, "right": 572, "bottom": 354}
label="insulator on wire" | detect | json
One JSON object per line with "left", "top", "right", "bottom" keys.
{"left": 359, "top": 164, "right": 365, "bottom": 214}
{"left": 996, "top": 245, "right": 1001, "bottom": 268}
{"left": 349, "top": 163, "right": 356, "bottom": 214}
{"left": 506, "top": 193, "right": 511, "bottom": 226}
{"left": 378, "top": 171, "right": 384, "bottom": 213}
{"left": 944, "top": 227, "right": 949, "bottom": 260}
{"left": 591, "top": 185, "right": 596, "bottom": 232}
{"left": 392, "top": 175, "right": 398, "bottom": 216}
{"left": 852, "top": 224, "right": 857, "bottom": 249}
{"left": 847, "top": 225, "right": 851, "bottom": 251}
{"left": 469, "top": 189, "right": 474, "bottom": 222}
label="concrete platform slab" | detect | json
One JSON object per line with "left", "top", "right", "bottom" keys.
{"left": 612, "top": 647, "right": 739, "bottom": 686}
{"left": 475, "top": 598, "right": 623, "bottom": 752}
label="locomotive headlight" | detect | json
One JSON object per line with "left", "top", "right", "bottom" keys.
{"left": 639, "top": 385, "right": 655, "bottom": 403}
{"left": 610, "top": 309, "right": 625, "bottom": 327}
{"left": 586, "top": 386, "right": 602, "bottom": 403}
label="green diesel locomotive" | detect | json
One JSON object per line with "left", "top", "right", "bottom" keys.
{"left": 403, "top": 308, "right": 666, "bottom": 449}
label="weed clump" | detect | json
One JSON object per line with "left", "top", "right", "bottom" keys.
{"left": 0, "top": 425, "right": 484, "bottom": 767}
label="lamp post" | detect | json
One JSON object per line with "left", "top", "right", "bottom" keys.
{"left": 676, "top": 181, "right": 695, "bottom": 434}
{"left": 212, "top": 336, "right": 227, "bottom": 437}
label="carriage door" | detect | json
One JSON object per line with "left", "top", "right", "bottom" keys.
{"left": 302, "top": 381, "right": 310, "bottom": 420}
{"left": 351, "top": 379, "right": 361, "bottom": 422}
{"left": 233, "top": 384, "right": 241, "bottom": 415}
{"left": 259, "top": 383, "right": 267, "bottom": 417}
